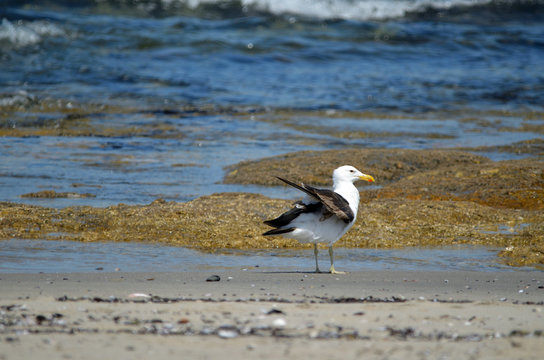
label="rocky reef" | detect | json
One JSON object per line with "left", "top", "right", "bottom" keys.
{"left": 2, "top": 147, "right": 542, "bottom": 267}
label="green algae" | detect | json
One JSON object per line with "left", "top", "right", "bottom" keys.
{"left": 463, "top": 138, "right": 544, "bottom": 158}
{"left": 4, "top": 100, "right": 540, "bottom": 146}
{"left": 0, "top": 195, "right": 295, "bottom": 248}
{"left": 0, "top": 100, "right": 186, "bottom": 139}
{"left": 1, "top": 193, "right": 543, "bottom": 267}
{"left": 375, "top": 158, "right": 544, "bottom": 210}
{"left": 20, "top": 190, "right": 96, "bottom": 199}
{"left": 1, "top": 145, "right": 543, "bottom": 267}
{"left": 224, "top": 149, "right": 489, "bottom": 186}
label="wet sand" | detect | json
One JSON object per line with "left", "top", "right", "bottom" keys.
{"left": 1, "top": 270, "right": 543, "bottom": 359}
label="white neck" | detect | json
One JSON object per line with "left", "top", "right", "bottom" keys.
{"left": 333, "top": 180, "right": 360, "bottom": 217}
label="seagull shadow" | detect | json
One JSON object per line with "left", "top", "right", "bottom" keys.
{"left": 258, "top": 270, "right": 335, "bottom": 275}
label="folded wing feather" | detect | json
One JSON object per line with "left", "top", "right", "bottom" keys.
{"left": 274, "top": 176, "right": 354, "bottom": 224}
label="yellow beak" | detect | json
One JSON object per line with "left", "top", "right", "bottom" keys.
{"left": 359, "top": 174, "right": 375, "bottom": 183}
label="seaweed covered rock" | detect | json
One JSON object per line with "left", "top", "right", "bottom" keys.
{"left": 2, "top": 147, "right": 543, "bottom": 268}
{"left": 2, "top": 194, "right": 543, "bottom": 267}
{"left": 375, "top": 159, "right": 544, "bottom": 210}
{"left": 224, "top": 149, "right": 489, "bottom": 186}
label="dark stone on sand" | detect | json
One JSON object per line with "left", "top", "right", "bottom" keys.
{"left": 206, "top": 275, "right": 221, "bottom": 282}
{"left": 266, "top": 309, "right": 285, "bottom": 315}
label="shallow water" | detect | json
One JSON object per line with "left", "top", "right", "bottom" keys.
{"left": 0, "top": 239, "right": 538, "bottom": 273}
{"left": 1, "top": 1, "right": 543, "bottom": 272}
{"left": 2, "top": 109, "right": 539, "bottom": 208}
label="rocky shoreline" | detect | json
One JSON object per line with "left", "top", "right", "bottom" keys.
{"left": 1, "top": 147, "right": 543, "bottom": 267}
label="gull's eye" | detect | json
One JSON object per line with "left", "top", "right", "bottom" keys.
{"left": 349, "top": 170, "right": 354, "bottom": 173}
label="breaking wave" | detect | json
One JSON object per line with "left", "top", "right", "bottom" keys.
{"left": 4, "top": 0, "right": 544, "bottom": 21}
{"left": 0, "top": 18, "right": 67, "bottom": 48}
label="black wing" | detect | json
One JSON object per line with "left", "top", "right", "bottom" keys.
{"left": 275, "top": 176, "right": 354, "bottom": 224}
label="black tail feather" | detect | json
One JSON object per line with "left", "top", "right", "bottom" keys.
{"left": 263, "top": 201, "right": 322, "bottom": 228}
{"left": 262, "top": 227, "right": 296, "bottom": 236}
{"left": 263, "top": 206, "right": 304, "bottom": 228}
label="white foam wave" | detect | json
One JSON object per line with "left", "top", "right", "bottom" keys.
{"left": 0, "top": 91, "right": 35, "bottom": 107}
{"left": 169, "top": 0, "right": 494, "bottom": 20}
{"left": 0, "top": 18, "right": 66, "bottom": 47}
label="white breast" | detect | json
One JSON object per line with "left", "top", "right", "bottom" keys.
{"left": 288, "top": 211, "right": 355, "bottom": 246}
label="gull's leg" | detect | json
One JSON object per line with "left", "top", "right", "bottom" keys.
{"left": 328, "top": 246, "right": 346, "bottom": 274}
{"left": 314, "top": 243, "right": 321, "bottom": 273}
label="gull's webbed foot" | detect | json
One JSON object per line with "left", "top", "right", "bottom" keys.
{"left": 328, "top": 247, "right": 346, "bottom": 274}
{"left": 329, "top": 265, "right": 346, "bottom": 275}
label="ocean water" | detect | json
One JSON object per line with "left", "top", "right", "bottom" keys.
{"left": 1, "top": 1, "right": 543, "bottom": 272}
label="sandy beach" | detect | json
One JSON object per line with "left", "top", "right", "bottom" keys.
{"left": 1, "top": 270, "right": 543, "bottom": 359}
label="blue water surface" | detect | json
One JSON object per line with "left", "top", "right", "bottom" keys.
{"left": 0, "top": 239, "right": 538, "bottom": 273}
